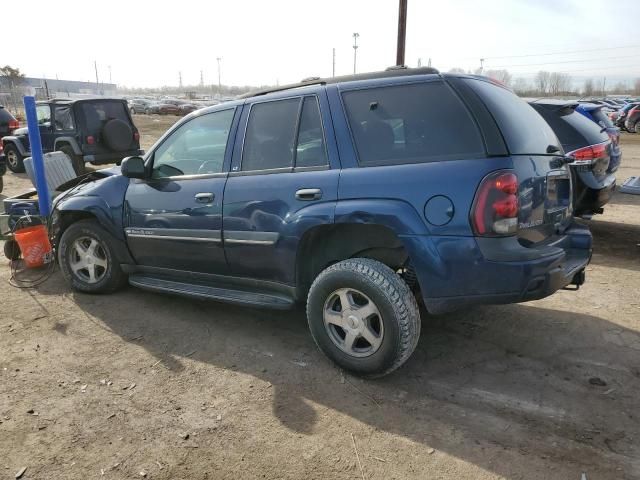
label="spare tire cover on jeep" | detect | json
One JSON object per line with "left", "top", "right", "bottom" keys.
{"left": 102, "top": 119, "right": 133, "bottom": 151}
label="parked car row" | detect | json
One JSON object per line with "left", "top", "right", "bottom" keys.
{"left": 46, "top": 68, "right": 594, "bottom": 377}
{"left": 127, "top": 98, "right": 203, "bottom": 116}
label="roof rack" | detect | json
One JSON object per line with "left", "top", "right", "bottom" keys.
{"left": 239, "top": 66, "right": 440, "bottom": 99}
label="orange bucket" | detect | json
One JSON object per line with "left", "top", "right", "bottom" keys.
{"left": 14, "top": 224, "right": 53, "bottom": 268}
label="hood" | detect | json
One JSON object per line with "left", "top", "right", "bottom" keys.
{"left": 56, "top": 165, "right": 122, "bottom": 191}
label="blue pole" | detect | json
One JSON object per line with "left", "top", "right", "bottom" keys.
{"left": 23, "top": 96, "right": 51, "bottom": 217}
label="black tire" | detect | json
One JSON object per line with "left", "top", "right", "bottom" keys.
{"left": 3, "top": 239, "right": 21, "bottom": 261}
{"left": 59, "top": 146, "right": 85, "bottom": 176}
{"left": 103, "top": 119, "right": 133, "bottom": 151}
{"left": 0, "top": 175, "right": 3, "bottom": 193}
{"left": 58, "top": 219, "right": 127, "bottom": 293}
{"left": 4, "top": 143, "right": 25, "bottom": 173}
{"left": 306, "top": 258, "right": 420, "bottom": 378}
{"left": 634, "top": 122, "right": 640, "bottom": 134}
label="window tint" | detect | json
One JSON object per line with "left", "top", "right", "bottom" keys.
{"left": 36, "top": 105, "right": 51, "bottom": 126}
{"left": 242, "top": 98, "right": 299, "bottom": 171}
{"left": 81, "top": 101, "right": 129, "bottom": 135}
{"left": 549, "top": 111, "right": 607, "bottom": 153}
{"left": 465, "top": 79, "right": 560, "bottom": 155}
{"left": 54, "top": 106, "right": 74, "bottom": 131}
{"left": 152, "top": 109, "right": 234, "bottom": 178}
{"left": 295, "top": 97, "right": 328, "bottom": 168}
{"left": 589, "top": 109, "right": 614, "bottom": 128}
{"left": 342, "top": 82, "right": 484, "bottom": 166}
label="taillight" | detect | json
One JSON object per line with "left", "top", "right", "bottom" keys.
{"left": 8, "top": 119, "right": 19, "bottom": 132}
{"left": 133, "top": 131, "right": 140, "bottom": 142}
{"left": 86, "top": 135, "right": 95, "bottom": 145}
{"left": 471, "top": 171, "right": 519, "bottom": 236}
{"left": 566, "top": 143, "right": 607, "bottom": 164}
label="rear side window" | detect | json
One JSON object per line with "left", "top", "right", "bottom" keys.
{"left": 342, "top": 81, "right": 485, "bottom": 166}
{"left": 54, "top": 106, "right": 74, "bottom": 131}
{"left": 242, "top": 98, "right": 299, "bottom": 171}
{"left": 295, "top": 97, "right": 328, "bottom": 168}
{"left": 466, "top": 79, "right": 560, "bottom": 155}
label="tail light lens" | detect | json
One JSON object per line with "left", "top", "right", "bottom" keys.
{"left": 8, "top": 119, "right": 19, "bottom": 133}
{"left": 566, "top": 142, "right": 607, "bottom": 164}
{"left": 86, "top": 135, "right": 95, "bottom": 145}
{"left": 133, "top": 131, "right": 140, "bottom": 142}
{"left": 471, "top": 170, "right": 519, "bottom": 236}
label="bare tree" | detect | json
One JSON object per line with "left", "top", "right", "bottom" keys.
{"left": 447, "top": 67, "right": 466, "bottom": 74}
{"left": 583, "top": 78, "right": 595, "bottom": 97}
{"left": 635, "top": 78, "right": 640, "bottom": 96}
{"left": 484, "top": 69, "right": 512, "bottom": 86}
{"left": 512, "top": 77, "right": 530, "bottom": 95}
{"left": 549, "top": 72, "right": 571, "bottom": 96}
{"left": 535, "top": 71, "right": 551, "bottom": 95}
{"left": 0, "top": 65, "right": 25, "bottom": 87}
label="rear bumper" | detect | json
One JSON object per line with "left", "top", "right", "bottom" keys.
{"left": 402, "top": 222, "right": 592, "bottom": 314}
{"left": 83, "top": 149, "right": 144, "bottom": 165}
{"left": 574, "top": 171, "right": 616, "bottom": 214}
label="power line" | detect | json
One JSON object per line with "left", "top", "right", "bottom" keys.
{"left": 484, "top": 44, "right": 640, "bottom": 60}
{"left": 488, "top": 53, "right": 640, "bottom": 69}
{"left": 514, "top": 63, "right": 640, "bottom": 76}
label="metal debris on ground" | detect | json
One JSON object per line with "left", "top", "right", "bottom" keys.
{"left": 619, "top": 176, "right": 640, "bottom": 195}
{"left": 15, "top": 467, "right": 27, "bottom": 479}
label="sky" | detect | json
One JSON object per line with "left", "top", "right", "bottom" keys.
{"left": 4, "top": 0, "right": 640, "bottom": 88}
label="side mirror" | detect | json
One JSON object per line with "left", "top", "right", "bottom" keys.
{"left": 121, "top": 156, "right": 146, "bottom": 179}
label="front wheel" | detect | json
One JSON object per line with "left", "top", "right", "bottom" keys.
{"left": 58, "top": 220, "right": 127, "bottom": 293}
{"left": 307, "top": 258, "right": 421, "bottom": 378}
{"left": 4, "top": 143, "right": 25, "bottom": 173}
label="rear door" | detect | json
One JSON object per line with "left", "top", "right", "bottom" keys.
{"left": 462, "top": 79, "right": 572, "bottom": 243}
{"left": 124, "top": 108, "right": 237, "bottom": 274}
{"left": 222, "top": 92, "right": 339, "bottom": 285}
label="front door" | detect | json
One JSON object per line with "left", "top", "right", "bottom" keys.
{"left": 124, "top": 108, "right": 237, "bottom": 274}
{"left": 36, "top": 104, "right": 55, "bottom": 151}
{"left": 223, "top": 94, "right": 340, "bottom": 285}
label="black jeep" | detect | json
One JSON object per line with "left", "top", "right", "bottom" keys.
{"left": 1, "top": 98, "right": 143, "bottom": 175}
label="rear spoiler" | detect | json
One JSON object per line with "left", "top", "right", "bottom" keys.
{"left": 529, "top": 99, "right": 578, "bottom": 117}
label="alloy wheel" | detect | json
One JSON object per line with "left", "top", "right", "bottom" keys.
{"left": 323, "top": 288, "right": 384, "bottom": 358}
{"left": 69, "top": 236, "right": 108, "bottom": 284}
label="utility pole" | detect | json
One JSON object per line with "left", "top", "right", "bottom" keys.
{"left": 396, "top": 0, "right": 407, "bottom": 66}
{"left": 479, "top": 58, "right": 485, "bottom": 74}
{"left": 179, "top": 71, "right": 183, "bottom": 88}
{"left": 200, "top": 70, "right": 204, "bottom": 87}
{"left": 216, "top": 57, "right": 222, "bottom": 93}
{"left": 108, "top": 65, "right": 112, "bottom": 84}
{"left": 602, "top": 76, "right": 606, "bottom": 96}
{"left": 94, "top": 60, "right": 99, "bottom": 85}
{"left": 417, "top": 58, "right": 422, "bottom": 67}
{"left": 332, "top": 48, "right": 336, "bottom": 77}
{"left": 352, "top": 33, "right": 360, "bottom": 74}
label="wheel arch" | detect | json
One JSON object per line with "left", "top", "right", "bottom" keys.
{"left": 54, "top": 137, "right": 82, "bottom": 155}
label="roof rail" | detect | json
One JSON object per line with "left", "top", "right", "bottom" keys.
{"left": 239, "top": 66, "right": 440, "bottom": 99}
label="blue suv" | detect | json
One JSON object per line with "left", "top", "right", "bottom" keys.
{"left": 51, "top": 68, "right": 591, "bottom": 377}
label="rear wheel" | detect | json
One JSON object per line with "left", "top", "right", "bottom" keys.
{"left": 58, "top": 220, "right": 127, "bottom": 293}
{"left": 60, "top": 146, "right": 85, "bottom": 176}
{"left": 4, "top": 143, "right": 25, "bottom": 173}
{"left": 307, "top": 258, "right": 421, "bottom": 378}
{"left": 634, "top": 121, "right": 640, "bottom": 134}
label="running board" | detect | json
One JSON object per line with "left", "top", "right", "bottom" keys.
{"left": 128, "top": 274, "right": 294, "bottom": 309}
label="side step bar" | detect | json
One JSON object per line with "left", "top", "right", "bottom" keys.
{"left": 128, "top": 274, "right": 295, "bottom": 310}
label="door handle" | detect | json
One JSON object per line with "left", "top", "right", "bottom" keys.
{"left": 295, "top": 188, "right": 322, "bottom": 201}
{"left": 195, "top": 192, "right": 214, "bottom": 203}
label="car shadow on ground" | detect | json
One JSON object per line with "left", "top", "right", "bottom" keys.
{"left": 32, "top": 271, "right": 640, "bottom": 479}
{"left": 589, "top": 219, "right": 640, "bottom": 272}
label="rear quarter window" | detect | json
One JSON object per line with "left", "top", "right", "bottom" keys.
{"left": 342, "top": 81, "right": 485, "bottom": 166}
{"left": 465, "top": 78, "right": 560, "bottom": 155}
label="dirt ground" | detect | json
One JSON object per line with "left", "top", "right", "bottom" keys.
{"left": 1, "top": 117, "right": 639, "bottom": 480}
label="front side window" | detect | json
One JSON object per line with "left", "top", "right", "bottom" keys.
{"left": 151, "top": 109, "right": 235, "bottom": 178}
{"left": 36, "top": 105, "right": 51, "bottom": 126}
{"left": 54, "top": 106, "right": 74, "bottom": 131}
{"left": 295, "top": 97, "right": 328, "bottom": 168}
{"left": 242, "top": 98, "right": 299, "bottom": 171}
{"left": 342, "top": 81, "right": 485, "bottom": 166}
